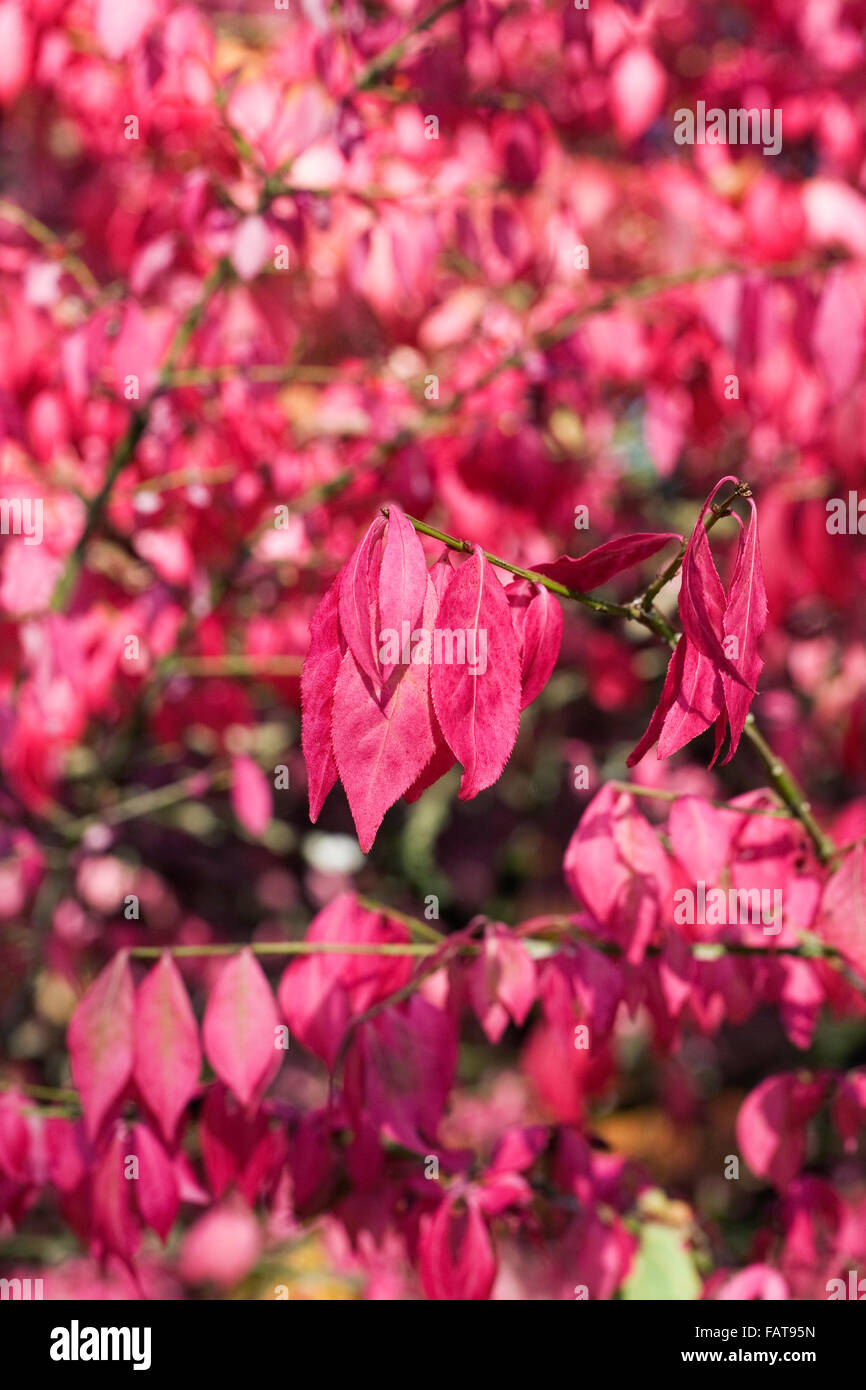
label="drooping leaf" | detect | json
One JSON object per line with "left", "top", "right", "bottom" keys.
{"left": 818, "top": 843, "right": 866, "bottom": 981}
{"left": 301, "top": 573, "right": 343, "bottom": 822}
{"left": 430, "top": 547, "right": 521, "bottom": 801}
{"left": 378, "top": 504, "right": 428, "bottom": 682}
{"left": 230, "top": 754, "right": 272, "bottom": 839}
{"left": 134, "top": 953, "right": 201, "bottom": 1144}
{"left": 202, "top": 949, "right": 281, "bottom": 1110}
{"left": 332, "top": 580, "right": 438, "bottom": 851}
{"left": 418, "top": 1190, "right": 497, "bottom": 1301}
{"left": 564, "top": 784, "right": 671, "bottom": 963}
{"left": 505, "top": 579, "right": 563, "bottom": 710}
{"left": 337, "top": 515, "right": 386, "bottom": 687}
{"left": 278, "top": 894, "right": 412, "bottom": 1069}
{"left": 721, "top": 497, "right": 767, "bottom": 759}
{"left": 68, "top": 951, "right": 135, "bottom": 1142}
{"left": 132, "top": 1121, "right": 179, "bottom": 1242}
{"left": 736, "top": 1073, "right": 827, "bottom": 1188}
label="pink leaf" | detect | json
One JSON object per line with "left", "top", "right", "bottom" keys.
{"left": 338, "top": 515, "right": 386, "bottom": 688}
{"left": 230, "top": 754, "right": 272, "bottom": 839}
{"left": 278, "top": 894, "right": 412, "bottom": 1069}
{"left": 469, "top": 924, "right": 537, "bottom": 1043}
{"left": 736, "top": 1074, "right": 827, "bottom": 1188}
{"left": 134, "top": 953, "right": 201, "bottom": 1144}
{"left": 565, "top": 784, "right": 671, "bottom": 963}
{"left": 92, "top": 1125, "right": 140, "bottom": 1262}
{"left": 68, "top": 952, "right": 135, "bottom": 1142}
{"left": 715, "top": 1265, "right": 790, "bottom": 1301}
{"left": 301, "top": 574, "right": 343, "bottom": 822}
{"left": 179, "top": 1198, "right": 261, "bottom": 1289}
{"left": 132, "top": 1122, "right": 179, "bottom": 1242}
{"left": 230, "top": 215, "right": 271, "bottom": 282}
{"left": 668, "top": 796, "right": 737, "bottom": 885}
{"left": 529, "top": 532, "right": 680, "bottom": 593}
{"left": 657, "top": 637, "right": 726, "bottom": 760}
{"left": 506, "top": 579, "right": 563, "bottom": 710}
{"left": 331, "top": 581, "right": 438, "bottom": 851}
{"left": 721, "top": 498, "right": 767, "bottom": 759}
{"left": 818, "top": 843, "right": 866, "bottom": 981}
{"left": 419, "top": 1189, "right": 497, "bottom": 1301}
{"left": 378, "top": 504, "right": 428, "bottom": 682}
{"left": 96, "top": 0, "right": 157, "bottom": 60}
{"left": 430, "top": 548, "right": 521, "bottom": 800}
{"left": 679, "top": 479, "right": 744, "bottom": 685}
{"left": 202, "top": 949, "right": 281, "bottom": 1110}
{"left": 610, "top": 46, "right": 666, "bottom": 141}
{"left": 344, "top": 994, "right": 457, "bottom": 1152}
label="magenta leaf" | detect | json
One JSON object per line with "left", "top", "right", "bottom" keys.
{"left": 202, "top": 948, "right": 281, "bottom": 1110}
{"left": 332, "top": 578, "right": 438, "bottom": 851}
{"left": 337, "top": 514, "right": 386, "bottom": 687}
{"left": 301, "top": 573, "right": 343, "bottom": 823}
{"left": 565, "top": 784, "right": 671, "bottom": 963}
{"left": 736, "top": 1074, "right": 827, "bottom": 1188}
{"left": 818, "top": 843, "right": 866, "bottom": 981}
{"left": 378, "top": 504, "right": 428, "bottom": 682}
{"left": 68, "top": 951, "right": 135, "bottom": 1142}
{"left": 419, "top": 1189, "right": 497, "bottom": 1301}
{"left": 505, "top": 578, "right": 563, "bottom": 710}
{"left": 469, "top": 924, "right": 536, "bottom": 1043}
{"left": 230, "top": 754, "right": 272, "bottom": 839}
{"left": 132, "top": 1122, "right": 179, "bottom": 1242}
{"left": 721, "top": 497, "right": 767, "bottom": 759}
{"left": 529, "top": 532, "right": 680, "bottom": 592}
{"left": 430, "top": 548, "right": 521, "bottom": 801}
{"left": 278, "top": 894, "right": 412, "bottom": 1069}
{"left": 134, "top": 953, "right": 201, "bottom": 1144}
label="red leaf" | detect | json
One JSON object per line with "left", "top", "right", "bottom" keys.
{"left": 378, "top": 504, "right": 428, "bottom": 682}
{"left": 506, "top": 579, "right": 563, "bottom": 710}
{"left": 132, "top": 1122, "right": 179, "bottom": 1242}
{"left": 818, "top": 843, "right": 866, "bottom": 981}
{"left": 430, "top": 548, "right": 521, "bottom": 800}
{"left": 419, "top": 1189, "right": 497, "bottom": 1300}
{"left": 668, "top": 795, "right": 737, "bottom": 884}
{"left": 202, "top": 949, "right": 281, "bottom": 1110}
{"left": 565, "top": 785, "right": 671, "bottom": 963}
{"left": 721, "top": 498, "right": 767, "bottom": 759}
{"left": 344, "top": 994, "right": 457, "bottom": 1152}
{"left": 301, "top": 573, "right": 343, "bottom": 822}
{"left": 332, "top": 581, "right": 438, "bottom": 851}
{"left": 278, "top": 894, "right": 412, "bottom": 1069}
{"left": 529, "top": 532, "right": 680, "bottom": 593}
{"left": 68, "top": 951, "right": 135, "bottom": 1142}
{"left": 737, "top": 1074, "right": 827, "bottom": 1188}
{"left": 337, "top": 515, "right": 386, "bottom": 687}
{"left": 230, "top": 754, "right": 272, "bottom": 839}
{"left": 92, "top": 1124, "right": 140, "bottom": 1262}
{"left": 679, "top": 479, "right": 744, "bottom": 688}
{"left": 134, "top": 953, "right": 201, "bottom": 1144}
{"left": 469, "top": 924, "right": 537, "bottom": 1043}
{"left": 812, "top": 265, "right": 865, "bottom": 399}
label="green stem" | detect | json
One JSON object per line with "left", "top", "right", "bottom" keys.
{"left": 355, "top": 0, "right": 461, "bottom": 90}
